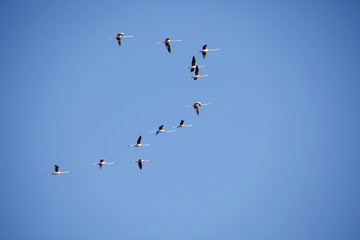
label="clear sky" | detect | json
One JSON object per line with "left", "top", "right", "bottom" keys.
{"left": 1, "top": 0, "right": 360, "bottom": 239}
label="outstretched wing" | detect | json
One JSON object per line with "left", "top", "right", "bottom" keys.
{"left": 55, "top": 165, "right": 59, "bottom": 172}
{"left": 191, "top": 56, "right": 196, "bottom": 66}
{"left": 138, "top": 161, "right": 142, "bottom": 170}
{"left": 117, "top": 37, "right": 121, "bottom": 46}
{"left": 202, "top": 44, "right": 207, "bottom": 50}
{"left": 137, "top": 135, "right": 142, "bottom": 144}
{"left": 165, "top": 42, "right": 171, "bottom": 53}
{"left": 202, "top": 51, "right": 206, "bottom": 59}
{"left": 195, "top": 65, "right": 199, "bottom": 75}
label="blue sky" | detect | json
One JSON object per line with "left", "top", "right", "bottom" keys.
{"left": 1, "top": 0, "right": 360, "bottom": 239}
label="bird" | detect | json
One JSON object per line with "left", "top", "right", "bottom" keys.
{"left": 154, "top": 37, "right": 183, "bottom": 53}
{"left": 193, "top": 44, "right": 220, "bottom": 59}
{"left": 91, "top": 158, "right": 114, "bottom": 170}
{"left": 46, "top": 165, "right": 70, "bottom": 176}
{"left": 107, "top": 32, "right": 134, "bottom": 46}
{"left": 130, "top": 158, "right": 152, "bottom": 170}
{"left": 184, "top": 102, "right": 211, "bottom": 115}
{"left": 171, "top": 120, "right": 193, "bottom": 128}
{"left": 184, "top": 56, "right": 206, "bottom": 72}
{"left": 186, "top": 65, "right": 208, "bottom": 80}
{"left": 148, "top": 125, "right": 176, "bottom": 135}
{"left": 128, "top": 135, "right": 151, "bottom": 147}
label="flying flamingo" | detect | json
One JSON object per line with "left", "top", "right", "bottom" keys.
{"left": 128, "top": 135, "right": 151, "bottom": 147}
{"left": 148, "top": 125, "right": 176, "bottom": 135}
{"left": 184, "top": 102, "right": 211, "bottom": 115}
{"left": 154, "top": 37, "right": 183, "bottom": 53}
{"left": 91, "top": 158, "right": 114, "bottom": 170}
{"left": 184, "top": 56, "right": 206, "bottom": 72}
{"left": 193, "top": 44, "right": 220, "bottom": 59}
{"left": 46, "top": 165, "right": 70, "bottom": 176}
{"left": 171, "top": 120, "right": 193, "bottom": 128}
{"left": 130, "top": 158, "right": 152, "bottom": 170}
{"left": 186, "top": 65, "right": 208, "bottom": 80}
{"left": 107, "top": 33, "right": 134, "bottom": 46}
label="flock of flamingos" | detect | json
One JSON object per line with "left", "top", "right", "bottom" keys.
{"left": 46, "top": 33, "right": 220, "bottom": 176}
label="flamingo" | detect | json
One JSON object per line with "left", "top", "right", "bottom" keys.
{"left": 184, "top": 102, "right": 211, "bottom": 115}
{"left": 148, "top": 125, "right": 176, "bottom": 135}
{"left": 171, "top": 120, "right": 193, "bottom": 128}
{"left": 46, "top": 165, "right": 70, "bottom": 176}
{"left": 130, "top": 158, "right": 152, "bottom": 170}
{"left": 154, "top": 37, "right": 183, "bottom": 53}
{"left": 186, "top": 65, "right": 208, "bottom": 80}
{"left": 193, "top": 44, "right": 220, "bottom": 59}
{"left": 184, "top": 56, "right": 206, "bottom": 72}
{"left": 91, "top": 158, "right": 114, "bottom": 170}
{"left": 128, "top": 135, "right": 151, "bottom": 147}
{"left": 107, "top": 33, "right": 134, "bottom": 46}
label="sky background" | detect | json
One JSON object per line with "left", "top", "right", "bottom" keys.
{"left": 1, "top": 0, "right": 360, "bottom": 239}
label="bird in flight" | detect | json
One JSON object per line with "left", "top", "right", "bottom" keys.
{"left": 107, "top": 32, "right": 134, "bottom": 46}
{"left": 186, "top": 65, "right": 208, "bottom": 80}
{"left": 184, "top": 102, "right": 212, "bottom": 115}
{"left": 184, "top": 56, "right": 206, "bottom": 72}
{"left": 128, "top": 135, "right": 151, "bottom": 147}
{"left": 46, "top": 165, "right": 70, "bottom": 176}
{"left": 130, "top": 158, "right": 152, "bottom": 170}
{"left": 193, "top": 44, "right": 220, "bottom": 59}
{"left": 148, "top": 125, "right": 176, "bottom": 135}
{"left": 171, "top": 120, "right": 193, "bottom": 128}
{"left": 154, "top": 37, "right": 183, "bottom": 53}
{"left": 91, "top": 158, "right": 114, "bottom": 170}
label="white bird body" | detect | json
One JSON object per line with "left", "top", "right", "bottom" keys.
{"left": 171, "top": 120, "right": 192, "bottom": 128}
{"left": 92, "top": 158, "right": 114, "bottom": 170}
{"left": 193, "top": 44, "right": 220, "bottom": 59}
{"left": 107, "top": 32, "right": 134, "bottom": 46}
{"left": 154, "top": 37, "right": 183, "bottom": 53}
{"left": 184, "top": 102, "right": 211, "bottom": 115}
{"left": 148, "top": 125, "right": 176, "bottom": 135}
{"left": 128, "top": 135, "right": 151, "bottom": 147}
{"left": 46, "top": 165, "right": 70, "bottom": 176}
{"left": 186, "top": 65, "right": 208, "bottom": 80}
{"left": 186, "top": 65, "right": 206, "bottom": 71}
{"left": 130, "top": 158, "right": 152, "bottom": 169}
{"left": 184, "top": 56, "right": 206, "bottom": 72}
